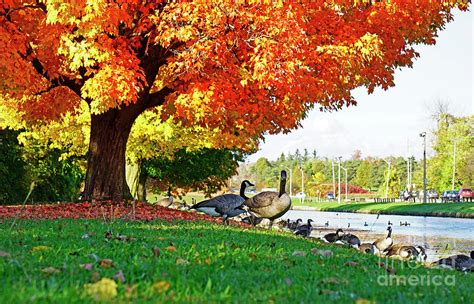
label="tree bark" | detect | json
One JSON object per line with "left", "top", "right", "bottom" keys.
{"left": 137, "top": 168, "right": 147, "bottom": 202}
{"left": 83, "top": 108, "right": 137, "bottom": 201}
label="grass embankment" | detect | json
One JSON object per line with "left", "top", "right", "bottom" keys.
{"left": 1, "top": 219, "right": 472, "bottom": 303}
{"left": 292, "top": 201, "right": 474, "bottom": 218}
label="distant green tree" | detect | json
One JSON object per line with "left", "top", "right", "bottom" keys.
{"left": 354, "top": 161, "right": 372, "bottom": 189}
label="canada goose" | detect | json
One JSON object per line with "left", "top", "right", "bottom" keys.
{"left": 156, "top": 187, "right": 173, "bottom": 208}
{"left": 324, "top": 221, "right": 329, "bottom": 227}
{"left": 294, "top": 219, "right": 314, "bottom": 238}
{"left": 244, "top": 170, "right": 292, "bottom": 229}
{"left": 364, "top": 222, "right": 368, "bottom": 227}
{"left": 322, "top": 229, "right": 344, "bottom": 243}
{"left": 373, "top": 226, "right": 393, "bottom": 253}
{"left": 242, "top": 214, "right": 263, "bottom": 226}
{"left": 190, "top": 180, "right": 254, "bottom": 224}
{"left": 388, "top": 221, "right": 393, "bottom": 226}
{"left": 432, "top": 251, "right": 474, "bottom": 272}
{"left": 359, "top": 243, "right": 375, "bottom": 254}
{"left": 288, "top": 218, "right": 303, "bottom": 230}
{"left": 400, "top": 221, "right": 410, "bottom": 226}
{"left": 347, "top": 223, "right": 351, "bottom": 228}
{"left": 340, "top": 233, "right": 361, "bottom": 248}
{"left": 386, "top": 245, "right": 419, "bottom": 260}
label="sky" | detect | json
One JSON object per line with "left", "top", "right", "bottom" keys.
{"left": 248, "top": 9, "right": 473, "bottom": 163}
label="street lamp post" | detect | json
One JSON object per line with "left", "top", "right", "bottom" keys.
{"left": 332, "top": 159, "right": 336, "bottom": 196}
{"left": 420, "top": 132, "right": 427, "bottom": 203}
{"left": 341, "top": 166, "right": 348, "bottom": 201}
{"left": 337, "top": 157, "right": 342, "bottom": 204}
{"left": 451, "top": 138, "right": 462, "bottom": 191}
{"left": 383, "top": 159, "right": 391, "bottom": 199}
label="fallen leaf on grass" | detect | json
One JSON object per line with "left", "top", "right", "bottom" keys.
{"left": 166, "top": 246, "right": 176, "bottom": 252}
{"left": 114, "top": 270, "right": 126, "bottom": 282}
{"left": 125, "top": 284, "right": 138, "bottom": 299}
{"left": 31, "top": 246, "right": 51, "bottom": 252}
{"left": 100, "top": 259, "right": 114, "bottom": 268}
{"left": 41, "top": 267, "right": 60, "bottom": 274}
{"left": 292, "top": 251, "right": 307, "bottom": 257}
{"left": 176, "top": 258, "right": 189, "bottom": 266}
{"left": 80, "top": 263, "right": 94, "bottom": 270}
{"left": 84, "top": 278, "right": 117, "bottom": 301}
{"left": 312, "top": 249, "right": 333, "bottom": 257}
{"left": 0, "top": 250, "right": 10, "bottom": 257}
{"left": 284, "top": 277, "right": 293, "bottom": 286}
{"left": 248, "top": 252, "right": 257, "bottom": 259}
{"left": 345, "top": 261, "right": 359, "bottom": 267}
{"left": 378, "top": 262, "right": 396, "bottom": 274}
{"left": 152, "top": 281, "right": 170, "bottom": 293}
{"left": 356, "top": 299, "right": 375, "bottom": 304}
{"left": 152, "top": 247, "right": 160, "bottom": 257}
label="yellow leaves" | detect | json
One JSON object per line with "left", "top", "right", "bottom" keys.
{"left": 354, "top": 33, "right": 383, "bottom": 61}
{"left": 152, "top": 281, "right": 170, "bottom": 293}
{"left": 82, "top": 65, "right": 144, "bottom": 114}
{"left": 84, "top": 278, "right": 118, "bottom": 301}
{"left": 31, "top": 246, "right": 51, "bottom": 252}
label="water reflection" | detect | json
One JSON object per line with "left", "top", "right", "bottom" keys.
{"left": 285, "top": 210, "right": 474, "bottom": 262}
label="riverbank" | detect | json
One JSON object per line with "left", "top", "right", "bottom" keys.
{"left": 1, "top": 218, "right": 472, "bottom": 302}
{"left": 291, "top": 201, "right": 474, "bottom": 218}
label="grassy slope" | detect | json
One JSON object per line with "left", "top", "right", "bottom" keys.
{"left": 292, "top": 201, "right": 474, "bottom": 217}
{"left": 0, "top": 219, "right": 472, "bottom": 303}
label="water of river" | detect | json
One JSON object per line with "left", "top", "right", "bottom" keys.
{"left": 284, "top": 210, "right": 474, "bottom": 262}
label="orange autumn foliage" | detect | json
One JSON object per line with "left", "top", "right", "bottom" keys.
{"left": 1, "top": 1, "right": 468, "bottom": 139}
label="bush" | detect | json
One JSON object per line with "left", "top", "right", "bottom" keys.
{"left": 0, "top": 129, "right": 84, "bottom": 204}
{"left": 0, "top": 129, "right": 29, "bottom": 204}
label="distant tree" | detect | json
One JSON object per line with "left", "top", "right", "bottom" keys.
{"left": 351, "top": 150, "right": 362, "bottom": 161}
{"left": 354, "top": 161, "right": 372, "bottom": 189}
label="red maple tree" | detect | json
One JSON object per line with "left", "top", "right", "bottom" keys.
{"left": 0, "top": 1, "right": 468, "bottom": 200}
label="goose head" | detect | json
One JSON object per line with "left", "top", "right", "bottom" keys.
{"left": 296, "top": 218, "right": 302, "bottom": 224}
{"left": 281, "top": 170, "right": 287, "bottom": 180}
{"left": 336, "top": 229, "right": 344, "bottom": 236}
{"left": 470, "top": 251, "right": 474, "bottom": 259}
{"left": 242, "top": 180, "right": 254, "bottom": 188}
{"left": 307, "top": 219, "right": 314, "bottom": 226}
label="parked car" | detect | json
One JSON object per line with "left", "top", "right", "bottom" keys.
{"left": 459, "top": 188, "right": 473, "bottom": 201}
{"left": 442, "top": 190, "right": 460, "bottom": 202}
{"left": 427, "top": 189, "right": 439, "bottom": 199}
{"left": 326, "top": 192, "right": 335, "bottom": 201}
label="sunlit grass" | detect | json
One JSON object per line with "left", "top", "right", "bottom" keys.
{"left": 0, "top": 219, "right": 472, "bottom": 303}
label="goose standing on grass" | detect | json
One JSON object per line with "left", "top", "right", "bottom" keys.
{"left": 340, "top": 232, "right": 361, "bottom": 248}
{"left": 244, "top": 170, "right": 292, "bottom": 229}
{"left": 359, "top": 243, "right": 375, "bottom": 254}
{"left": 432, "top": 251, "right": 474, "bottom": 272}
{"left": 373, "top": 226, "right": 393, "bottom": 254}
{"left": 242, "top": 214, "right": 263, "bottom": 226}
{"left": 288, "top": 219, "right": 303, "bottom": 230}
{"left": 191, "top": 180, "right": 254, "bottom": 224}
{"left": 322, "top": 229, "right": 344, "bottom": 243}
{"left": 294, "top": 219, "right": 314, "bottom": 237}
{"left": 157, "top": 187, "right": 173, "bottom": 208}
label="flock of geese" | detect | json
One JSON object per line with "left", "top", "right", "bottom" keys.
{"left": 156, "top": 170, "right": 473, "bottom": 273}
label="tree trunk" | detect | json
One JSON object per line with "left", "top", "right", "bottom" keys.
{"left": 83, "top": 109, "right": 137, "bottom": 201}
{"left": 137, "top": 168, "right": 147, "bottom": 202}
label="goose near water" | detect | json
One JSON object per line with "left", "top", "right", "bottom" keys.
{"left": 294, "top": 219, "right": 313, "bottom": 238}
{"left": 359, "top": 243, "right": 375, "bottom": 254}
{"left": 432, "top": 251, "right": 474, "bottom": 272}
{"left": 156, "top": 187, "right": 174, "bottom": 208}
{"left": 386, "top": 245, "right": 426, "bottom": 261}
{"left": 322, "top": 229, "right": 344, "bottom": 243}
{"left": 191, "top": 180, "right": 254, "bottom": 224}
{"left": 373, "top": 226, "right": 393, "bottom": 253}
{"left": 244, "top": 170, "right": 292, "bottom": 229}
{"left": 340, "top": 232, "right": 361, "bottom": 248}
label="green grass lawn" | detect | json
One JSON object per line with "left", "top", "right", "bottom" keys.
{"left": 292, "top": 201, "right": 474, "bottom": 218}
{"left": 0, "top": 219, "right": 472, "bottom": 303}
